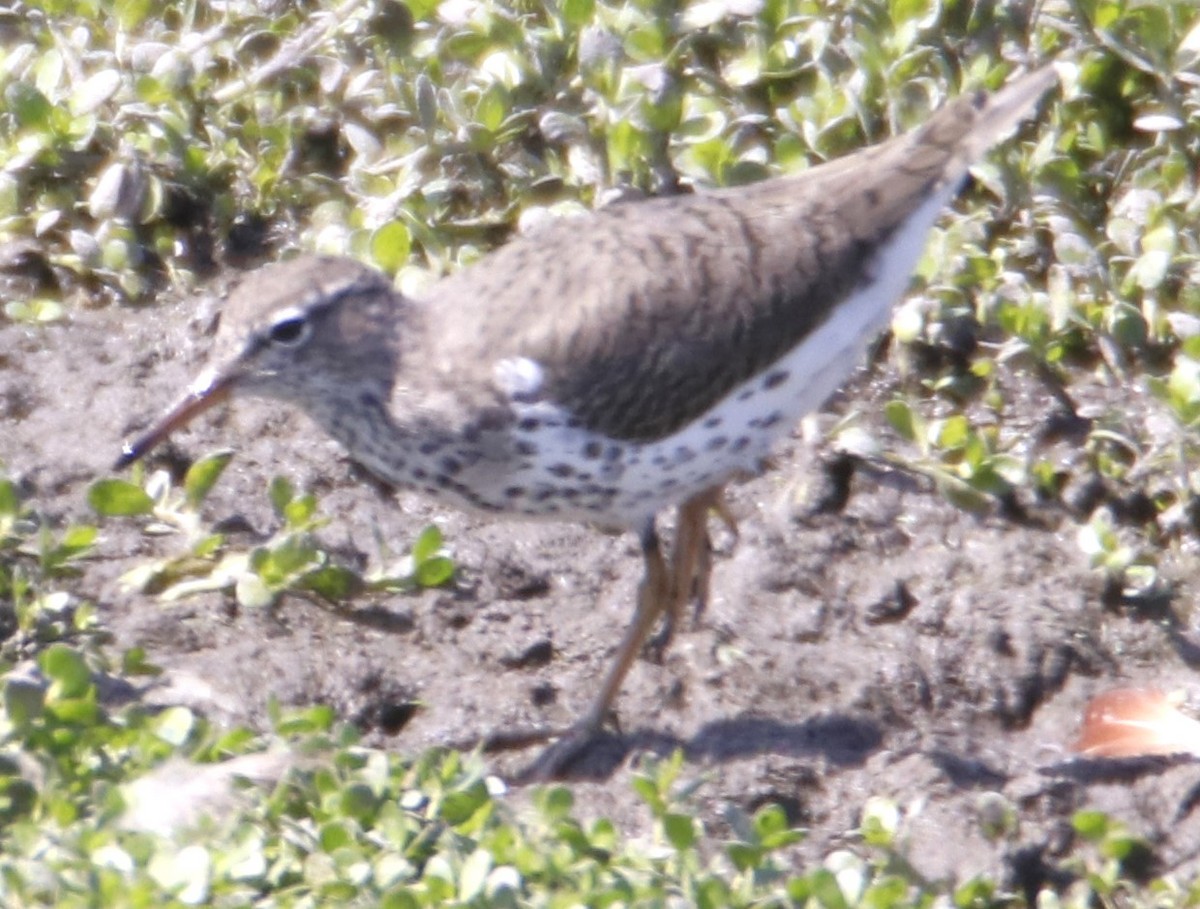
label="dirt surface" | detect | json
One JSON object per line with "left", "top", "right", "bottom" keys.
{"left": 4, "top": 274, "right": 1200, "bottom": 891}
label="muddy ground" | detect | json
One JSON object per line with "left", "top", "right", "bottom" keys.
{"left": 3, "top": 271, "right": 1200, "bottom": 893}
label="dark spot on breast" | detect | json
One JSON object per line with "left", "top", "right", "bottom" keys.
{"left": 504, "top": 486, "right": 526, "bottom": 498}
{"left": 412, "top": 467, "right": 428, "bottom": 480}
{"left": 433, "top": 474, "right": 452, "bottom": 487}
{"left": 706, "top": 436, "right": 728, "bottom": 451}
{"left": 674, "top": 447, "right": 695, "bottom": 463}
{"left": 440, "top": 456, "right": 462, "bottom": 475}
{"left": 731, "top": 437, "right": 750, "bottom": 453}
{"left": 549, "top": 463, "right": 574, "bottom": 478}
{"left": 703, "top": 415, "right": 723, "bottom": 429}
{"left": 516, "top": 441, "right": 538, "bottom": 456}
{"left": 534, "top": 488, "right": 555, "bottom": 502}
{"left": 763, "top": 370, "right": 790, "bottom": 390}
{"left": 660, "top": 478, "right": 678, "bottom": 490}
{"left": 864, "top": 187, "right": 881, "bottom": 207}
{"left": 751, "top": 412, "right": 784, "bottom": 430}
{"left": 359, "top": 391, "right": 381, "bottom": 408}
{"left": 518, "top": 417, "right": 540, "bottom": 432}
{"left": 566, "top": 417, "right": 583, "bottom": 429}
{"left": 583, "top": 441, "right": 603, "bottom": 459}
{"left": 737, "top": 389, "right": 755, "bottom": 402}
{"left": 478, "top": 407, "right": 510, "bottom": 431}
{"left": 418, "top": 440, "right": 441, "bottom": 456}
{"left": 576, "top": 472, "right": 592, "bottom": 482}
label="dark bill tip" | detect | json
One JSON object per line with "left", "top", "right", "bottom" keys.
{"left": 113, "top": 377, "right": 233, "bottom": 471}
{"left": 113, "top": 441, "right": 145, "bottom": 471}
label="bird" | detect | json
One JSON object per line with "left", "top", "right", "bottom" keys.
{"left": 117, "top": 65, "right": 1058, "bottom": 779}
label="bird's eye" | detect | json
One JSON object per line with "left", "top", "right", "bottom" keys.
{"left": 267, "top": 314, "right": 310, "bottom": 346}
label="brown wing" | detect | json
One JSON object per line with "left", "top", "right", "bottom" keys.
{"left": 421, "top": 68, "right": 1055, "bottom": 442}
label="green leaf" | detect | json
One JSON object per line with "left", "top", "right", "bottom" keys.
{"left": 935, "top": 415, "right": 971, "bottom": 450}
{"left": 663, "top": 812, "right": 696, "bottom": 850}
{"left": 40, "top": 644, "right": 92, "bottom": 700}
{"left": 122, "top": 646, "right": 161, "bottom": 676}
{"left": 7, "top": 82, "right": 52, "bottom": 128}
{"left": 236, "top": 572, "right": 275, "bottom": 609}
{"left": 4, "top": 298, "right": 66, "bottom": 323}
{"left": 148, "top": 844, "right": 211, "bottom": 905}
{"left": 458, "top": 849, "right": 492, "bottom": 902}
{"left": 0, "top": 477, "right": 18, "bottom": 516}
{"left": 535, "top": 785, "right": 574, "bottom": 820}
{"left": 475, "top": 83, "right": 508, "bottom": 134}
{"left": 808, "top": 867, "right": 850, "bottom": 909}
{"left": 283, "top": 494, "right": 317, "bottom": 528}
{"left": 4, "top": 677, "right": 45, "bottom": 726}
{"left": 415, "top": 556, "right": 454, "bottom": 588}
{"left": 303, "top": 565, "right": 361, "bottom": 600}
{"left": 184, "top": 451, "right": 233, "bottom": 508}
{"left": 440, "top": 783, "right": 489, "bottom": 826}
{"left": 727, "top": 841, "right": 762, "bottom": 872}
{"left": 1072, "top": 810, "right": 1111, "bottom": 841}
{"left": 411, "top": 525, "right": 443, "bottom": 564}
{"left": 59, "top": 525, "right": 98, "bottom": 552}
{"left": 114, "top": 0, "right": 153, "bottom": 29}
{"left": 70, "top": 69, "right": 121, "bottom": 115}
{"left": 154, "top": 706, "right": 196, "bottom": 746}
{"left": 88, "top": 479, "right": 155, "bottom": 516}
{"left": 883, "top": 399, "right": 919, "bottom": 444}
{"left": 370, "top": 221, "right": 411, "bottom": 273}
{"left": 561, "top": 0, "right": 594, "bottom": 26}
{"left": 269, "top": 476, "right": 294, "bottom": 515}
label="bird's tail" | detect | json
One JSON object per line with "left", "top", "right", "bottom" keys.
{"left": 953, "top": 63, "right": 1060, "bottom": 166}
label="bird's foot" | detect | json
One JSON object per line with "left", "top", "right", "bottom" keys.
{"left": 642, "top": 486, "right": 739, "bottom": 661}
{"left": 514, "top": 720, "right": 625, "bottom": 783}
{"left": 643, "top": 617, "right": 674, "bottom": 663}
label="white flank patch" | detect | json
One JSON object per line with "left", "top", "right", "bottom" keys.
{"left": 493, "top": 356, "right": 545, "bottom": 398}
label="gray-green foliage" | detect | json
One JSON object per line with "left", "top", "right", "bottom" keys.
{"left": 87, "top": 460, "right": 453, "bottom": 606}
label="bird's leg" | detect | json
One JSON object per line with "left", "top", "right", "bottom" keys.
{"left": 517, "top": 522, "right": 671, "bottom": 781}
{"left": 647, "top": 485, "right": 738, "bottom": 658}
{"left": 686, "top": 486, "right": 738, "bottom": 622}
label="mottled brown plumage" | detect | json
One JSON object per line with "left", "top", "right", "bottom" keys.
{"left": 118, "top": 66, "right": 1057, "bottom": 779}
{"left": 422, "top": 68, "right": 1055, "bottom": 443}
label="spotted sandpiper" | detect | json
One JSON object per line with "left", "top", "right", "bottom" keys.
{"left": 117, "top": 66, "right": 1057, "bottom": 778}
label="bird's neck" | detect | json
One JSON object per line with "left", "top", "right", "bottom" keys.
{"left": 304, "top": 386, "right": 470, "bottom": 498}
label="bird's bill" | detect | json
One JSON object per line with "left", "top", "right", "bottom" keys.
{"left": 114, "top": 370, "right": 233, "bottom": 469}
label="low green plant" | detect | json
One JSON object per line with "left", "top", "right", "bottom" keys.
{"left": 90, "top": 454, "right": 454, "bottom": 610}
{"left": 0, "top": 474, "right": 100, "bottom": 657}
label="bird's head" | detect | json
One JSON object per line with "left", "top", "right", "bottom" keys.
{"left": 116, "top": 255, "right": 403, "bottom": 468}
